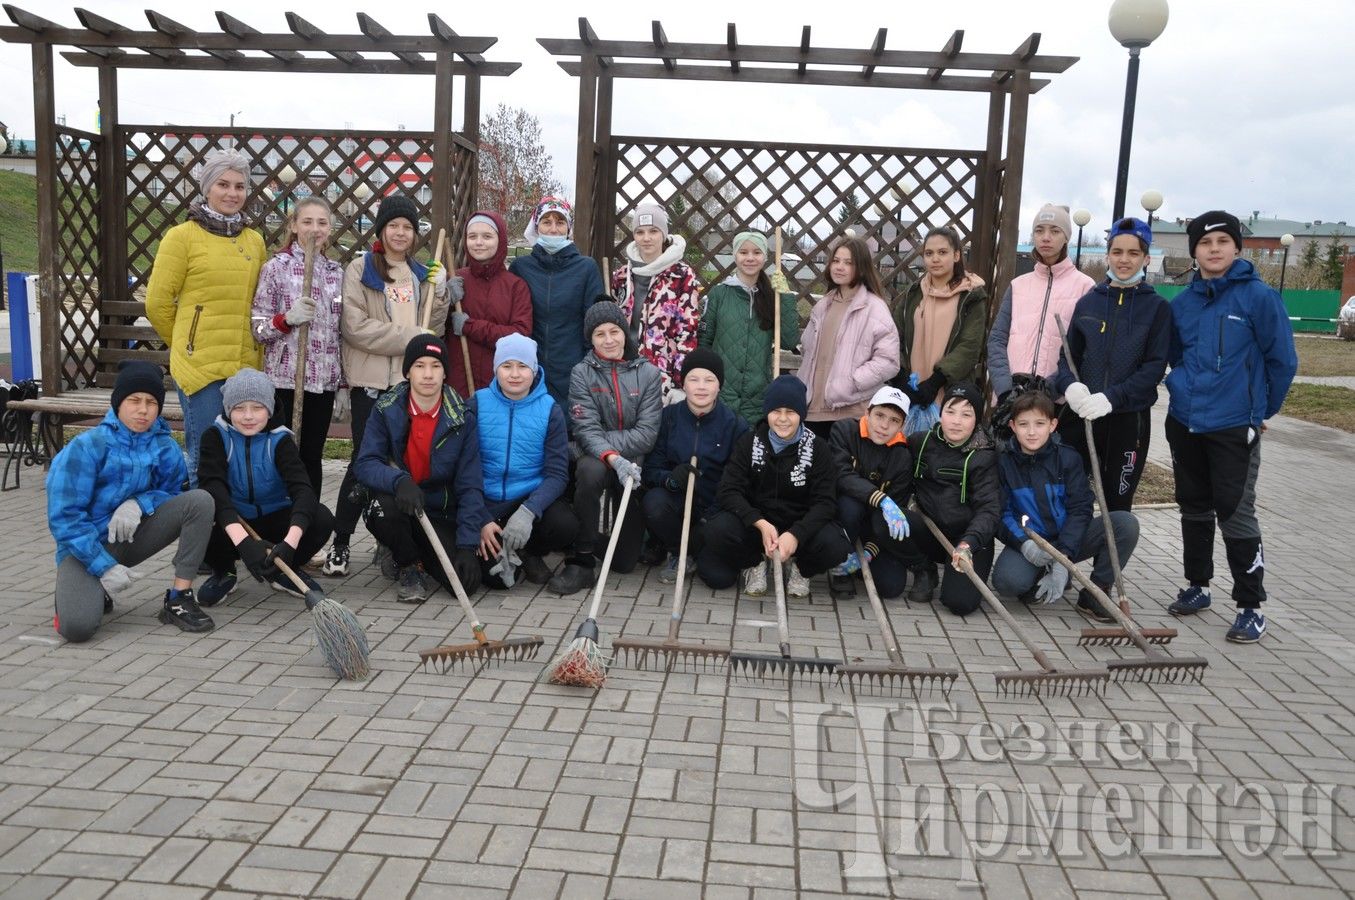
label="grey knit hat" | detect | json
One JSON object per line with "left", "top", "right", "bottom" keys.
{"left": 584, "top": 299, "right": 637, "bottom": 360}
{"left": 222, "top": 367, "right": 276, "bottom": 417}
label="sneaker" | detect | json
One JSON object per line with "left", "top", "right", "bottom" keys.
{"left": 741, "top": 562, "right": 768, "bottom": 597}
{"left": 268, "top": 569, "right": 322, "bottom": 599}
{"left": 374, "top": 544, "right": 398, "bottom": 580}
{"left": 1226, "top": 609, "right": 1266, "bottom": 643}
{"left": 639, "top": 538, "right": 667, "bottom": 567}
{"left": 908, "top": 566, "right": 938, "bottom": 603}
{"left": 658, "top": 554, "right": 693, "bottom": 585}
{"left": 828, "top": 572, "right": 856, "bottom": 599}
{"left": 548, "top": 562, "right": 595, "bottom": 596}
{"left": 322, "top": 543, "right": 350, "bottom": 577}
{"left": 157, "top": 589, "right": 214, "bottom": 633}
{"left": 786, "top": 563, "right": 810, "bottom": 598}
{"left": 103, "top": 592, "right": 113, "bottom": 615}
{"left": 1076, "top": 590, "right": 1115, "bottom": 623}
{"left": 198, "top": 570, "right": 238, "bottom": 608}
{"left": 521, "top": 554, "right": 553, "bottom": 585}
{"left": 1016, "top": 585, "right": 1039, "bottom": 605}
{"left": 1168, "top": 585, "right": 1212, "bottom": 617}
{"left": 397, "top": 565, "right": 432, "bottom": 604}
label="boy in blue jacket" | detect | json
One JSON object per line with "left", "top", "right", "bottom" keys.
{"left": 472, "top": 334, "right": 579, "bottom": 588}
{"left": 47, "top": 360, "right": 215, "bottom": 641}
{"left": 1163, "top": 211, "right": 1297, "bottom": 643}
{"left": 356, "top": 335, "right": 487, "bottom": 603}
{"left": 640, "top": 348, "right": 750, "bottom": 584}
{"left": 992, "top": 392, "right": 1140, "bottom": 621}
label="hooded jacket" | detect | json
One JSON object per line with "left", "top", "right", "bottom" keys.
{"left": 907, "top": 422, "right": 1001, "bottom": 549}
{"left": 1165, "top": 258, "right": 1298, "bottom": 433}
{"left": 47, "top": 409, "right": 187, "bottom": 577}
{"left": 199, "top": 417, "right": 317, "bottom": 530}
{"left": 510, "top": 242, "right": 606, "bottom": 407}
{"left": 451, "top": 210, "right": 534, "bottom": 398}
{"left": 797, "top": 284, "right": 900, "bottom": 417}
{"left": 251, "top": 242, "right": 345, "bottom": 393}
{"left": 1054, "top": 280, "right": 1171, "bottom": 413}
{"left": 697, "top": 275, "right": 801, "bottom": 424}
{"left": 717, "top": 422, "right": 838, "bottom": 544}
{"left": 893, "top": 279, "right": 988, "bottom": 387}
{"left": 566, "top": 350, "right": 663, "bottom": 463}
{"left": 829, "top": 416, "right": 914, "bottom": 509}
{"left": 997, "top": 433, "right": 1093, "bottom": 557}
{"left": 987, "top": 257, "right": 1095, "bottom": 397}
{"left": 641, "top": 397, "right": 751, "bottom": 519}
{"left": 340, "top": 252, "right": 449, "bottom": 390}
{"left": 470, "top": 374, "right": 569, "bottom": 518}
{"left": 612, "top": 235, "right": 703, "bottom": 400}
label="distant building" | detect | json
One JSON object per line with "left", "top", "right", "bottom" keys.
{"left": 1153, "top": 213, "right": 1351, "bottom": 265}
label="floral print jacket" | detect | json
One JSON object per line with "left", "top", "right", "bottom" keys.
{"left": 612, "top": 236, "right": 702, "bottom": 401}
{"left": 251, "top": 242, "right": 345, "bottom": 393}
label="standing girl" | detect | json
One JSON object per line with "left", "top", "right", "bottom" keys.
{"left": 611, "top": 202, "right": 703, "bottom": 404}
{"left": 445, "top": 209, "right": 533, "bottom": 398}
{"left": 696, "top": 231, "right": 800, "bottom": 425}
{"left": 797, "top": 236, "right": 899, "bottom": 439}
{"left": 251, "top": 196, "right": 344, "bottom": 495}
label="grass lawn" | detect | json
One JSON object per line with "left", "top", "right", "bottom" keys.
{"left": 1295, "top": 335, "right": 1355, "bottom": 377}
{"left": 1135, "top": 461, "right": 1175, "bottom": 506}
{"left": 0, "top": 169, "right": 38, "bottom": 274}
{"left": 1280, "top": 383, "right": 1355, "bottom": 433}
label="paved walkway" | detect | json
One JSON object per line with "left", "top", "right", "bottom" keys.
{"left": 1, "top": 400, "right": 1353, "bottom": 898}
{"left": 1291, "top": 375, "right": 1355, "bottom": 389}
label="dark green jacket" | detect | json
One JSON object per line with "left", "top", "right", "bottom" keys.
{"left": 697, "top": 277, "right": 799, "bottom": 424}
{"left": 892, "top": 280, "right": 989, "bottom": 386}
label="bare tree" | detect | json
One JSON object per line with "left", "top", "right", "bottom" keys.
{"left": 477, "top": 104, "right": 564, "bottom": 241}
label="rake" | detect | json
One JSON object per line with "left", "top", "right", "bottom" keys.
{"left": 415, "top": 511, "right": 543, "bottom": 672}
{"left": 613, "top": 457, "right": 730, "bottom": 671}
{"left": 917, "top": 512, "right": 1108, "bottom": 698}
{"left": 1020, "top": 524, "right": 1208, "bottom": 685}
{"left": 837, "top": 540, "right": 958, "bottom": 696}
{"left": 728, "top": 548, "right": 841, "bottom": 681}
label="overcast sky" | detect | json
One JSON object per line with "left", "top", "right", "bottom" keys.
{"left": 0, "top": 0, "right": 1351, "bottom": 234}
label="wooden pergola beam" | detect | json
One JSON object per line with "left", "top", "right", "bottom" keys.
{"left": 216, "top": 12, "right": 302, "bottom": 63}
{"left": 557, "top": 60, "right": 1051, "bottom": 93}
{"left": 991, "top": 32, "right": 1041, "bottom": 83}
{"left": 928, "top": 29, "right": 964, "bottom": 81}
{"left": 652, "top": 20, "right": 674, "bottom": 72}
{"left": 578, "top": 16, "right": 611, "bottom": 68}
{"left": 798, "top": 26, "right": 810, "bottom": 76}
{"left": 726, "top": 23, "right": 738, "bottom": 74}
{"left": 147, "top": 10, "right": 234, "bottom": 62}
{"left": 862, "top": 27, "right": 886, "bottom": 77}
{"left": 357, "top": 13, "right": 421, "bottom": 65}
{"left": 58, "top": 50, "right": 518, "bottom": 76}
{"left": 428, "top": 14, "right": 484, "bottom": 66}
{"left": 285, "top": 12, "right": 362, "bottom": 65}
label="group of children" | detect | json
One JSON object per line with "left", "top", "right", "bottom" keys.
{"left": 47, "top": 195, "right": 1296, "bottom": 650}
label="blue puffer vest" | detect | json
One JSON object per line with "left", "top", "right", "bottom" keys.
{"left": 211, "top": 417, "right": 292, "bottom": 519}
{"left": 475, "top": 376, "right": 553, "bottom": 503}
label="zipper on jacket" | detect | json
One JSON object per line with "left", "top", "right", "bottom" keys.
{"left": 503, "top": 405, "right": 515, "bottom": 500}
{"left": 185, "top": 305, "right": 204, "bottom": 356}
{"left": 611, "top": 363, "right": 624, "bottom": 429}
{"left": 1216, "top": 315, "right": 1224, "bottom": 372}
{"left": 1105, "top": 288, "right": 1124, "bottom": 391}
{"left": 244, "top": 434, "right": 257, "bottom": 518}
{"left": 1031, "top": 269, "right": 1054, "bottom": 370}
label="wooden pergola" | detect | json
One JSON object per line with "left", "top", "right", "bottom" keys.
{"left": 540, "top": 19, "right": 1076, "bottom": 311}
{"left": 0, "top": 6, "right": 517, "bottom": 396}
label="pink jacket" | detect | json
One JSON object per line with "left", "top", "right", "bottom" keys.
{"left": 987, "top": 256, "right": 1094, "bottom": 396}
{"left": 797, "top": 285, "right": 900, "bottom": 414}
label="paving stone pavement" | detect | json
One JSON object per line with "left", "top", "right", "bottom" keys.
{"left": 1, "top": 398, "right": 1352, "bottom": 898}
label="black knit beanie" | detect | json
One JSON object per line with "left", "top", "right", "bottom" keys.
{"left": 403, "top": 334, "right": 449, "bottom": 377}
{"left": 681, "top": 348, "right": 725, "bottom": 385}
{"left": 110, "top": 360, "right": 165, "bottom": 413}
{"left": 1186, "top": 210, "right": 1243, "bottom": 257}
{"left": 762, "top": 374, "right": 808, "bottom": 419}
{"left": 374, "top": 195, "right": 420, "bottom": 237}
{"left": 941, "top": 380, "right": 984, "bottom": 416}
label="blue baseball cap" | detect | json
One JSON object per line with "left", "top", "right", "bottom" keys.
{"left": 1110, "top": 216, "right": 1153, "bottom": 248}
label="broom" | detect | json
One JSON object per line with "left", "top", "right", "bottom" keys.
{"left": 541, "top": 478, "right": 634, "bottom": 688}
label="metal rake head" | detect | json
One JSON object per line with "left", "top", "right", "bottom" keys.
{"left": 610, "top": 638, "right": 731, "bottom": 672}
{"left": 836, "top": 664, "right": 958, "bottom": 697}
{"left": 418, "top": 636, "right": 544, "bottom": 673}
{"left": 1107, "top": 657, "right": 1209, "bottom": 685}
{"left": 728, "top": 651, "right": 841, "bottom": 682}
{"left": 1079, "top": 626, "right": 1177, "bottom": 647}
{"left": 995, "top": 668, "right": 1110, "bottom": 698}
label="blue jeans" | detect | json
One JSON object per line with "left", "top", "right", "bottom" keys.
{"left": 177, "top": 379, "right": 224, "bottom": 488}
{"left": 991, "top": 511, "right": 1141, "bottom": 596}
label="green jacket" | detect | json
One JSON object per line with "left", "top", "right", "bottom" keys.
{"left": 697, "top": 278, "right": 800, "bottom": 424}
{"left": 893, "top": 280, "right": 989, "bottom": 385}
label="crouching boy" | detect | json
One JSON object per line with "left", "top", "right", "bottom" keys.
{"left": 47, "top": 360, "right": 215, "bottom": 640}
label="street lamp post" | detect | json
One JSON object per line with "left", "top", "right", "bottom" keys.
{"left": 1279, "top": 233, "right": 1294, "bottom": 295}
{"left": 1108, "top": 0, "right": 1169, "bottom": 222}
{"left": 1140, "top": 189, "right": 1163, "bottom": 230}
{"left": 1073, "top": 209, "right": 1092, "bottom": 271}
{"left": 278, "top": 165, "right": 296, "bottom": 217}
{"left": 353, "top": 183, "right": 372, "bottom": 233}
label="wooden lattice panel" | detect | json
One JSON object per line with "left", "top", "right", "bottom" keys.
{"left": 54, "top": 127, "right": 101, "bottom": 390}
{"left": 609, "top": 137, "right": 982, "bottom": 314}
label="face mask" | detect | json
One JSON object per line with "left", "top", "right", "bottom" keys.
{"left": 1109, "top": 267, "right": 1146, "bottom": 288}
{"left": 537, "top": 235, "right": 571, "bottom": 254}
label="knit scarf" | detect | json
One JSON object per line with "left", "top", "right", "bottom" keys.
{"left": 187, "top": 198, "right": 245, "bottom": 238}
{"left": 911, "top": 272, "right": 983, "bottom": 385}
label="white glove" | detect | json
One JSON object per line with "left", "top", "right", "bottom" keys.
{"left": 1082, "top": 392, "right": 1113, "bottom": 421}
{"left": 107, "top": 499, "right": 142, "bottom": 543}
{"left": 426, "top": 260, "right": 448, "bottom": 296}
{"left": 1063, "top": 382, "right": 1091, "bottom": 416}
{"left": 608, "top": 455, "right": 642, "bottom": 489}
{"left": 1020, "top": 539, "right": 1053, "bottom": 568}
{"left": 1034, "top": 565, "right": 1069, "bottom": 604}
{"left": 501, "top": 506, "right": 535, "bottom": 555}
{"left": 448, "top": 275, "right": 465, "bottom": 303}
{"left": 332, "top": 388, "right": 350, "bottom": 423}
{"left": 284, "top": 295, "right": 316, "bottom": 327}
{"left": 99, "top": 564, "right": 142, "bottom": 597}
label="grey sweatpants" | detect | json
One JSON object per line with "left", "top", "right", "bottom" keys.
{"left": 55, "top": 490, "right": 214, "bottom": 643}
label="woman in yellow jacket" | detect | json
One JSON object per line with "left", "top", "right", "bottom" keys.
{"left": 146, "top": 149, "right": 265, "bottom": 485}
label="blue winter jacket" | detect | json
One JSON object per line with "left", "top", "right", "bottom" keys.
{"left": 997, "top": 433, "right": 1093, "bottom": 557}
{"left": 641, "top": 399, "right": 751, "bottom": 518}
{"left": 509, "top": 242, "right": 605, "bottom": 406}
{"left": 1165, "top": 258, "right": 1297, "bottom": 433}
{"left": 356, "top": 383, "right": 487, "bottom": 548}
{"left": 47, "top": 409, "right": 187, "bottom": 577}
{"left": 1054, "top": 280, "right": 1171, "bottom": 413}
{"left": 471, "top": 374, "right": 570, "bottom": 518}
{"left": 208, "top": 418, "right": 292, "bottom": 520}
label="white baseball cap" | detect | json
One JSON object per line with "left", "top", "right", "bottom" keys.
{"left": 869, "top": 386, "right": 911, "bottom": 416}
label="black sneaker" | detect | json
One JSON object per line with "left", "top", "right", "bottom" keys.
{"left": 1017, "top": 585, "right": 1039, "bottom": 604}
{"left": 322, "top": 543, "right": 350, "bottom": 577}
{"left": 268, "top": 569, "right": 321, "bottom": 599}
{"left": 639, "top": 538, "right": 667, "bottom": 567}
{"left": 1076, "top": 588, "right": 1116, "bottom": 623}
{"left": 158, "top": 589, "right": 214, "bottom": 633}
{"left": 828, "top": 572, "right": 857, "bottom": 599}
{"left": 548, "top": 562, "right": 594, "bottom": 596}
{"left": 908, "top": 566, "right": 938, "bottom": 603}
{"left": 522, "top": 554, "right": 553, "bottom": 584}
{"left": 198, "top": 570, "right": 238, "bottom": 608}
{"left": 397, "top": 565, "right": 432, "bottom": 603}
{"left": 374, "top": 544, "right": 398, "bottom": 580}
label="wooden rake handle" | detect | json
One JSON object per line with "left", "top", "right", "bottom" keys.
{"left": 770, "top": 547, "right": 791, "bottom": 658}
{"left": 856, "top": 541, "right": 904, "bottom": 667}
{"left": 292, "top": 235, "right": 318, "bottom": 437}
{"left": 415, "top": 510, "right": 487, "bottom": 645}
{"left": 666, "top": 456, "right": 699, "bottom": 643}
{"left": 239, "top": 520, "right": 310, "bottom": 597}
{"left": 773, "top": 225, "right": 782, "bottom": 380}
{"left": 585, "top": 476, "right": 634, "bottom": 622}
{"left": 419, "top": 228, "right": 449, "bottom": 332}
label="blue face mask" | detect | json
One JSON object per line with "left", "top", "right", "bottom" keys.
{"left": 537, "top": 235, "right": 572, "bottom": 254}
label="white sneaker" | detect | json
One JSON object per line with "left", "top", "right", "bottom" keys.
{"left": 786, "top": 563, "right": 811, "bottom": 598}
{"left": 741, "top": 562, "right": 768, "bottom": 596}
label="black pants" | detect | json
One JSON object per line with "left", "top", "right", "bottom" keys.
{"left": 334, "top": 387, "right": 380, "bottom": 543}
{"left": 1165, "top": 415, "right": 1265, "bottom": 607}
{"left": 204, "top": 504, "right": 335, "bottom": 577}
{"left": 837, "top": 496, "right": 916, "bottom": 598}
{"left": 570, "top": 456, "right": 645, "bottom": 574}
{"left": 903, "top": 509, "right": 994, "bottom": 617}
{"left": 696, "top": 510, "right": 850, "bottom": 590}
{"left": 269, "top": 388, "right": 336, "bottom": 497}
{"left": 1059, "top": 407, "right": 1151, "bottom": 512}
{"left": 484, "top": 497, "right": 579, "bottom": 558}
{"left": 364, "top": 492, "right": 467, "bottom": 592}
{"left": 640, "top": 486, "right": 708, "bottom": 558}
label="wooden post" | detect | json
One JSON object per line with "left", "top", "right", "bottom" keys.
{"left": 974, "top": 89, "right": 1005, "bottom": 299}
{"left": 430, "top": 51, "right": 455, "bottom": 262}
{"left": 592, "top": 74, "right": 614, "bottom": 266}
{"left": 573, "top": 54, "right": 598, "bottom": 256}
{"left": 97, "top": 63, "right": 127, "bottom": 379}
{"left": 460, "top": 72, "right": 482, "bottom": 267}
{"left": 32, "top": 43, "right": 60, "bottom": 395}
{"left": 993, "top": 71, "right": 1030, "bottom": 315}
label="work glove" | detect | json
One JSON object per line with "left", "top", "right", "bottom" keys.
{"left": 770, "top": 268, "right": 790, "bottom": 294}
{"left": 665, "top": 461, "right": 698, "bottom": 493}
{"left": 450, "top": 311, "right": 469, "bottom": 336}
{"left": 107, "top": 499, "right": 142, "bottom": 544}
{"left": 394, "top": 477, "right": 425, "bottom": 516}
{"left": 1034, "top": 565, "right": 1070, "bottom": 604}
{"left": 98, "top": 564, "right": 142, "bottom": 598}
{"left": 905, "top": 372, "right": 944, "bottom": 408}
{"left": 332, "top": 388, "right": 350, "bottom": 423}
{"left": 951, "top": 542, "right": 973, "bottom": 573}
{"left": 264, "top": 541, "right": 296, "bottom": 579}
{"left": 489, "top": 548, "right": 521, "bottom": 588}
{"left": 1021, "top": 539, "right": 1053, "bottom": 568}
{"left": 608, "top": 455, "right": 641, "bottom": 489}
{"left": 284, "top": 295, "right": 316, "bottom": 327}
{"left": 1063, "top": 382, "right": 1091, "bottom": 416}
{"left": 425, "top": 260, "right": 447, "bottom": 290}
{"left": 501, "top": 506, "right": 535, "bottom": 555}
{"left": 879, "top": 497, "right": 909, "bottom": 541}
{"left": 237, "top": 536, "right": 272, "bottom": 582}
{"left": 830, "top": 547, "right": 872, "bottom": 577}
{"left": 1082, "top": 392, "right": 1113, "bottom": 421}
{"left": 448, "top": 275, "right": 465, "bottom": 303}
{"left": 453, "top": 547, "right": 482, "bottom": 594}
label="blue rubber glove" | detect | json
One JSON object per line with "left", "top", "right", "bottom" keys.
{"left": 879, "top": 497, "right": 909, "bottom": 541}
